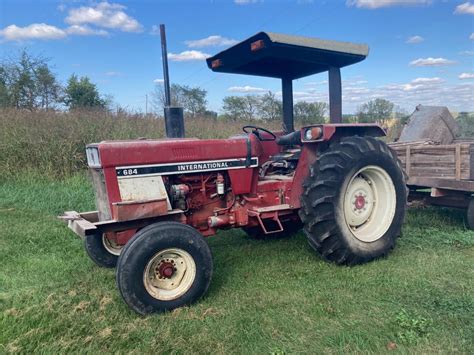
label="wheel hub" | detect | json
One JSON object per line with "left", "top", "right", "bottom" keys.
{"left": 143, "top": 248, "right": 197, "bottom": 301}
{"left": 344, "top": 177, "right": 374, "bottom": 227}
{"left": 158, "top": 261, "right": 175, "bottom": 278}
{"left": 354, "top": 195, "right": 366, "bottom": 210}
{"left": 343, "top": 166, "right": 397, "bottom": 243}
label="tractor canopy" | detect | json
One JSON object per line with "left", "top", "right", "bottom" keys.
{"left": 206, "top": 31, "right": 369, "bottom": 80}
{"left": 206, "top": 32, "right": 369, "bottom": 132}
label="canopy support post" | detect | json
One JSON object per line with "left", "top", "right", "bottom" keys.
{"left": 282, "top": 77, "right": 294, "bottom": 133}
{"left": 328, "top": 66, "right": 342, "bottom": 123}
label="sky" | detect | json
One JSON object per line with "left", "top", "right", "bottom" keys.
{"left": 1, "top": 0, "right": 473, "bottom": 114}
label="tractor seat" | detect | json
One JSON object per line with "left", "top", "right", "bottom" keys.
{"left": 276, "top": 131, "right": 302, "bottom": 146}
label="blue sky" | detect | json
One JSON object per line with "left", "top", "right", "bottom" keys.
{"left": 1, "top": 0, "right": 473, "bottom": 114}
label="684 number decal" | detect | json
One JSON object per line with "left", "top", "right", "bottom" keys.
{"left": 121, "top": 168, "right": 138, "bottom": 176}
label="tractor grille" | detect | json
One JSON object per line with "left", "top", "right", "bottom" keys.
{"left": 89, "top": 168, "right": 111, "bottom": 221}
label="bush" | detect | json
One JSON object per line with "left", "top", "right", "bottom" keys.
{"left": 0, "top": 109, "right": 281, "bottom": 179}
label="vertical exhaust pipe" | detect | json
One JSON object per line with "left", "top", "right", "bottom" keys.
{"left": 160, "top": 24, "right": 185, "bottom": 138}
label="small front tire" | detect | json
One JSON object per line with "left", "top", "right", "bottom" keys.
{"left": 84, "top": 234, "right": 123, "bottom": 268}
{"left": 116, "top": 221, "right": 213, "bottom": 315}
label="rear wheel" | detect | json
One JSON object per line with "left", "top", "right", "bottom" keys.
{"left": 299, "top": 136, "right": 406, "bottom": 265}
{"left": 467, "top": 199, "right": 474, "bottom": 230}
{"left": 84, "top": 234, "right": 123, "bottom": 268}
{"left": 116, "top": 222, "right": 213, "bottom": 315}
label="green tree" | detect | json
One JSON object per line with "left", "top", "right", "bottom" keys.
{"left": 36, "top": 64, "right": 62, "bottom": 109}
{"left": 152, "top": 84, "right": 207, "bottom": 118}
{"left": 457, "top": 112, "right": 474, "bottom": 138}
{"left": 0, "top": 50, "right": 63, "bottom": 110}
{"left": 222, "top": 96, "right": 246, "bottom": 120}
{"left": 222, "top": 95, "right": 259, "bottom": 121}
{"left": 0, "top": 66, "right": 10, "bottom": 108}
{"left": 294, "top": 101, "right": 328, "bottom": 124}
{"left": 258, "top": 91, "right": 282, "bottom": 121}
{"left": 64, "top": 74, "right": 106, "bottom": 109}
{"left": 10, "top": 51, "right": 37, "bottom": 110}
{"left": 357, "top": 98, "right": 394, "bottom": 128}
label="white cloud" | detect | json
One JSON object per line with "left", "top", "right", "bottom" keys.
{"left": 185, "top": 35, "right": 238, "bottom": 48}
{"left": 459, "top": 73, "right": 474, "bottom": 80}
{"left": 411, "top": 77, "right": 443, "bottom": 84}
{"left": 154, "top": 78, "right": 164, "bottom": 84}
{"left": 0, "top": 23, "right": 67, "bottom": 41}
{"left": 291, "top": 75, "right": 473, "bottom": 112}
{"left": 390, "top": 77, "right": 444, "bottom": 91}
{"left": 65, "top": 2, "right": 143, "bottom": 32}
{"left": 347, "top": 0, "right": 431, "bottom": 9}
{"left": 66, "top": 25, "right": 108, "bottom": 36}
{"left": 150, "top": 25, "right": 160, "bottom": 35}
{"left": 228, "top": 86, "right": 267, "bottom": 93}
{"left": 168, "top": 50, "right": 210, "bottom": 62}
{"left": 406, "top": 35, "right": 424, "bottom": 44}
{"left": 460, "top": 50, "right": 474, "bottom": 55}
{"left": 409, "top": 57, "right": 456, "bottom": 66}
{"left": 470, "top": 33, "right": 474, "bottom": 40}
{"left": 455, "top": 2, "right": 474, "bottom": 15}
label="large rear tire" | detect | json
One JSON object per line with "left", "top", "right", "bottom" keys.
{"left": 299, "top": 136, "right": 406, "bottom": 265}
{"left": 116, "top": 222, "right": 213, "bottom": 315}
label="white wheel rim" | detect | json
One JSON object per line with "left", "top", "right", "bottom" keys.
{"left": 143, "top": 248, "right": 196, "bottom": 301}
{"left": 343, "top": 165, "right": 396, "bottom": 242}
{"left": 102, "top": 235, "right": 123, "bottom": 256}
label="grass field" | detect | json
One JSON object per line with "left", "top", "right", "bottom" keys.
{"left": 0, "top": 174, "right": 473, "bottom": 353}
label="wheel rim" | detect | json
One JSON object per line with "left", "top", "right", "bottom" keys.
{"left": 102, "top": 235, "right": 123, "bottom": 256}
{"left": 343, "top": 165, "right": 396, "bottom": 242}
{"left": 143, "top": 248, "right": 196, "bottom": 301}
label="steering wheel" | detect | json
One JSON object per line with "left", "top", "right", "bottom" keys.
{"left": 242, "top": 125, "right": 277, "bottom": 141}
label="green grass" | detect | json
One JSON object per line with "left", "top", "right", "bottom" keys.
{"left": 0, "top": 174, "right": 473, "bottom": 353}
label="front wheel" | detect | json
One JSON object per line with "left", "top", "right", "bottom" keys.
{"left": 84, "top": 234, "right": 123, "bottom": 268}
{"left": 299, "top": 136, "right": 406, "bottom": 265}
{"left": 116, "top": 222, "right": 213, "bottom": 315}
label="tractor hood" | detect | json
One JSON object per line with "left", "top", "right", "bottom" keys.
{"left": 91, "top": 136, "right": 255, "bottom": 169}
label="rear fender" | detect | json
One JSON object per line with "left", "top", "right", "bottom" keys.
{"left": 301, "top": 123, "right": 385, "bottom": 143}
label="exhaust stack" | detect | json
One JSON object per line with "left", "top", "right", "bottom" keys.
{"left": 160, "top": 24, "right": 185, "bottom": 138}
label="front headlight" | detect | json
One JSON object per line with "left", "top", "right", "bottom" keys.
{"left": 304, "top": 126, "right": 323, "bottom": 141}
{"left": 86, "top": 146, "right": 101, "bottom": 168}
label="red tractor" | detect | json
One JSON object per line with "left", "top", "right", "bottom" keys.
{"left": 62, "top": 31, "right": 406, "bottom": 315}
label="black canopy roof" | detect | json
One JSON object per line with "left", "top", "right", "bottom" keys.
{"left": 206, "top": 32, "right": 369, "bottom": 80}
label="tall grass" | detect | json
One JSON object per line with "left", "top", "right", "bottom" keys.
{"left": 0, "top": 109, "right": 280, "bottom": 179}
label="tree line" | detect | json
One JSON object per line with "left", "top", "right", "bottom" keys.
{"left": 0, "top": 50, "right": 107, "bottom": 111}
{"left": 153, "top": 84, "right": 329, "bottom": 124}
{"left": 1, "top": 50, "right": 407, "bottom": 127}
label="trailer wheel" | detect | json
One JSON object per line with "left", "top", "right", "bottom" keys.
{"left": 242, "top": 220, "right": 302, "bottom": 239}
{"left": 299, "top": 136, "right": 406, "bottom": 265}
{"left": 116, "top": 222, "right": 213, "bottom": 315}
{"left": 467, "top": 199, "right": 474, "bottom": 230}
{"left": 84, "top": 234, "right": 123, "bottom": 268}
